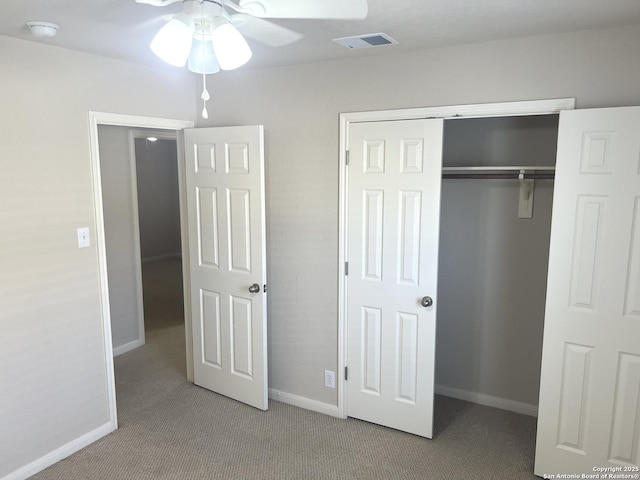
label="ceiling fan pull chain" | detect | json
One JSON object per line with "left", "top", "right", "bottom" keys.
{"left": 199, "top": 0, "right": 209, "bottom": 119}
{"left": 200, "top": 38, "right": 210, "bottom": 119}
{"left": 201, "top": 77, "right": 209, "bottom": 119}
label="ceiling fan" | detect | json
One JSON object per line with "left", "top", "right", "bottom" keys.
{"left": 138, "top": 0, "right": 369, "bottom": 71}
{"left": 137, "top": 0, "right": 368, "bottom": 117}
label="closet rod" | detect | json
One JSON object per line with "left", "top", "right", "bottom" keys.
{"left": 442, "top": 166, "right": 555, "bottom": 172}
{"left": 442, "top": 173, "right": 554, "bottom": 180}
{"left": 442, "top": 165, "right": 555, "bottom": 180}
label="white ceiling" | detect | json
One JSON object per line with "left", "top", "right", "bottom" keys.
{"left": 2, "top": 0, "right": 640, "bottom": 71}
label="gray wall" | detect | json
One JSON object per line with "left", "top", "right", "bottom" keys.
{"left": 200, "top": 24, "right": 640, "bottom": 407}
{"left": 134, "top": 138, "right": 181, "bottom": 261}
{"left": 437, "top": 116, "right": 558, "bottom": 407}
{"left": 98, "top": 125, "right": 143, "bottom": 353}
{"left": 0, "top": 35, "right": 195, "bottom": 478}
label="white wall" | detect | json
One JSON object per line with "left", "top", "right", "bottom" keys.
{"left": 0, "top": 35, "right": 195, "bottom": 479}
{"left": 134, "top": 138, "right": 181, "bottom": 261}
{"left": 199, "top": 24, "right": 640, "bottom": 407}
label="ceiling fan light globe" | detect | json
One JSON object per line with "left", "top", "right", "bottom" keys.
{"left": 188, "top": 38, "right": 221, "bottom": 74}
{"left": 211, "top": 20, "right": 252, "bottom": 70}
{"left": 150, "top": 13, "right": 195, "bottom": 67}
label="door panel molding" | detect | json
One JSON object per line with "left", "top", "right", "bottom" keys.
{"left": 535, "top": 106, "right": 640, "bottom": 475}
{"left": 345, "top": 118, "right": 442, "bottom": 437}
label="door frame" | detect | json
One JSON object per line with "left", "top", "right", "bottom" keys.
{"left": 88, "top": 112, "right": 194, "bottom": 429}
{"left": 337, "top": 98, "right": 576, "bottom": 419}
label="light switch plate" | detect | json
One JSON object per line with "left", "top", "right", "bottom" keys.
{"left": 77, "top": 227, "right": 90, "bottom": 248}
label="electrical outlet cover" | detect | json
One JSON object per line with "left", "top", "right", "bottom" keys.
{"left": 324, "top": 370, "right": 336, "bottom": 389}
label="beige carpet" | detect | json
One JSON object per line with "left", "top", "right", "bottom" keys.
{"left": 32, "top": 258, "right": 538, "bottom": 479}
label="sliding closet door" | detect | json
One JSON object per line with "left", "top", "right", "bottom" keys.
{"left": 346, "top": 119, "right": 443, "bottom": 438}
{"left": 535, "top": 107, "right": 640, "bottom": 475}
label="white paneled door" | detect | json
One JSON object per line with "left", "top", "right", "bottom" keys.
{"left": 346, "top": 119, "right": 443, "bottom": 437}
{"left": 535, "top": 108, "right": 640, "bottom": 474}
{"left": 184, "top": 126, "right": 268, "bottom": 410}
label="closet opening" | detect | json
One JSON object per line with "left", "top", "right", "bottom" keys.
{"left": 435, "top": 114, "right": 560, "bottom": 419}
{"left": 338, "top": 99, "right": 575, "bottom": 445}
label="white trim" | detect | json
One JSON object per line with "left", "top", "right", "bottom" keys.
{"left": 2, "top": 421, "right": 114, "bottom": 480}
{"left": 90, "top": 112, "right": 193, "bottom": 130}
{"left": 338, "top": 98, "right": 576, "bottom": 421}
{"left": 176, "top": 131, "right": 194, "bottom": 382}
{"left": 113, "top": 338, "right": 145, "bottom": 357}
{"left": 337, "top": 114, "right": 349, "bottom": 419}
{"left": 268, "top": 389, "right": 340, "bottom": 418}
{"left": 88, "top": 112, "right": 194, "bottom": 446}
{"left": 435, "top": 384, "right": 538, "bottom": 417}
{"left": 341, "top": 98, "right": 576, "bottom": 124}
{"left": 88, "top": 113, "right": 119, "bottom": 432}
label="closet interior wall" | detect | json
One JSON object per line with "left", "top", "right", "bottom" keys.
{"left": 435, "top": 115, "right": 559, "bottom": 413}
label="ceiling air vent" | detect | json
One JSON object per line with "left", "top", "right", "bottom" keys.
{"left": 332, "top": 33, "right": 398, "bottom": 49}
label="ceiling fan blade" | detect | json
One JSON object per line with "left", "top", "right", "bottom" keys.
{"left": 134, "top": 13, "right": 174, "bottom": 32}
{"left": 231, "top": 14, "right": 303, "bottom": 47}
{"left": 236, "top": 0, "right": 368, "bottom": 20}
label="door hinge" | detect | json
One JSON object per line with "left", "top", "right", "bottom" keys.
{"left": 264, "top": 284, "right": 268, "bottom": 293}
{"left": 345, "top": 366, "right": 348, "bottom": 381}
{"left": 345, "top": 261, "right": 349, "bottom": 275}
{"left": 345, "top": 150, "right": 350, "bottom": 166}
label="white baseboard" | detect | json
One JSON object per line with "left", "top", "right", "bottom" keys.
{"left": 435, "top": 384, "right": 538, "bottom": 417}
{"left": 113, "top": 338, "right": 144, "bottom": 357}
{"left": 2, "top": 421, "right": 115, "bottom": 480}
{"left": 269, "top": 389, "right": 340, "bottom": 418}
{"left": 141, "top": 253, "right": 182, "bottom": 264}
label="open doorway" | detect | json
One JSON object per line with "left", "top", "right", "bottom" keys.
{"left": 95, "top": 124, "right": 194, "bottom": 423}
{"left": 133, "top": 133, "right": 184, "bottom": 340}
{"left": 97, "top": 125, "right": 187, "bottom": 373}
{"left": 132, "top": 133, "right": 187, "bottom": 384}
{"left": 337, "top": 99, "right": 575, "bottom": 433}
{"left": 88, "top": 112, "right": 194, "bottom": 435}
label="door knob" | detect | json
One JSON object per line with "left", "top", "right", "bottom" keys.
{"left": 421, "top": 296, "right": 433, "bottom": 307}
{"left": 248, "top": 283, "right": 260, "bottom": 294}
